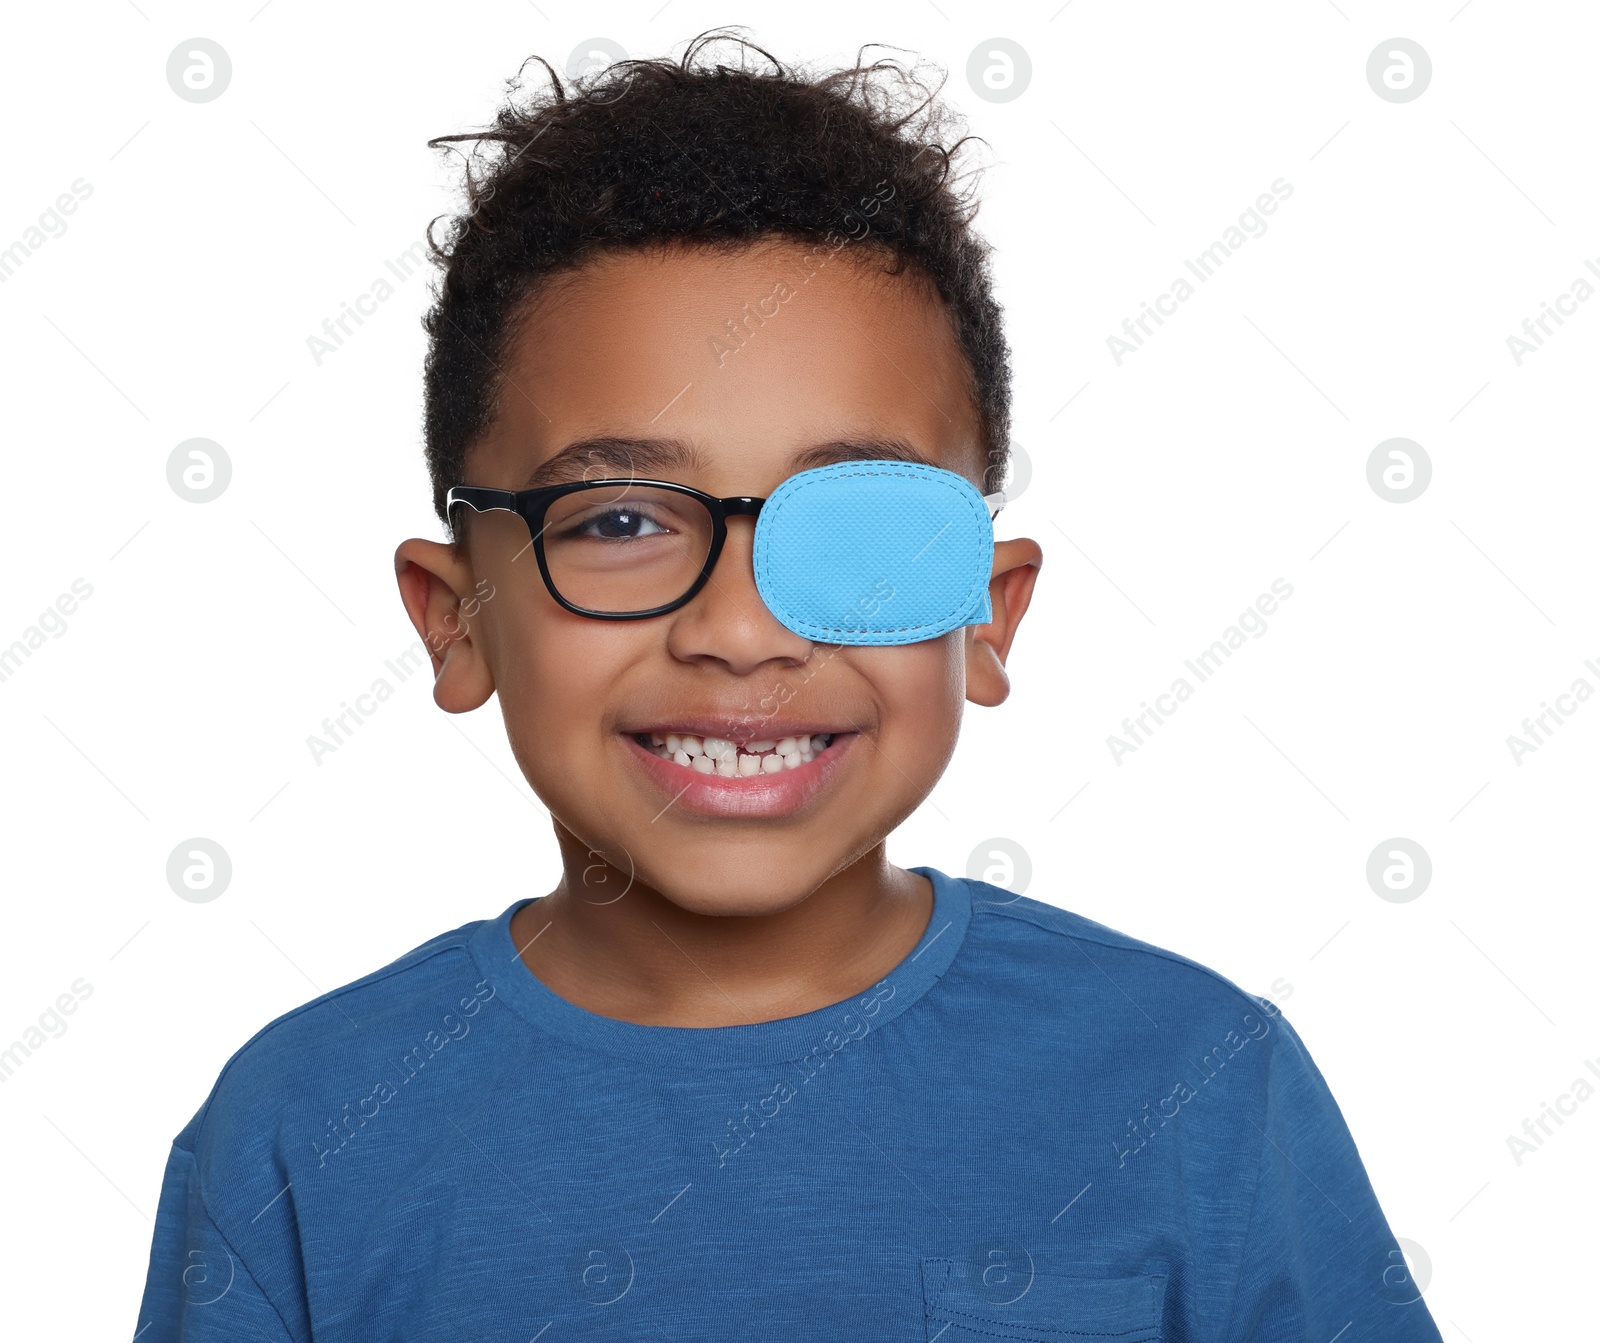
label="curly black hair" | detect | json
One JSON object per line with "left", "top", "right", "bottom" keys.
{"left": 421, "top": 28, "right": 1010, "bottom": 547}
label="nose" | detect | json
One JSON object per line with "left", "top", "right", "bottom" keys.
{"left": 663, "top": 517, "right": 815, "bottom": 674}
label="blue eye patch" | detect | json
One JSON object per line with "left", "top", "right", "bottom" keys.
{"left": 752, "top": 460, "right": 1003, "bottom": 646}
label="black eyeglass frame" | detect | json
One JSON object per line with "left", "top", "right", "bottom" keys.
{"left": 444, "top": 474, "right": 1008, "bottom": 622}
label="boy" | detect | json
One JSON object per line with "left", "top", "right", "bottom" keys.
{"left": 134, "top": 32, "right": 1443, "bottom": 1342}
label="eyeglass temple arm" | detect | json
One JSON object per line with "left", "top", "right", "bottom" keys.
{"left": 983, "top": 488, "right": 1007, "bottom": 520}
{"left": 445, "top": 486, "right": 520, "bottom": 514}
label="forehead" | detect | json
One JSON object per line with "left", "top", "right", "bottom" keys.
{"left": 466, "top": 239, "right": 985, "bottom": 494}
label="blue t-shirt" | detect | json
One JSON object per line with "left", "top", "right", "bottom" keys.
{"left": 133, "top": 867, "right": 1442, "bottom": 1341}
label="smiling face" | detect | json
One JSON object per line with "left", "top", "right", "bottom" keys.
{"left": 397, "top": 238, "right": 1038, "bottom": 918}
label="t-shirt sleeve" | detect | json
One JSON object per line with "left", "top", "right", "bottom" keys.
{"left": 132, "top": 1140, "right": 300, "bottom": 1343}
{"left": 1221, "top": 1010, "right": 1443, "bottom": 1343}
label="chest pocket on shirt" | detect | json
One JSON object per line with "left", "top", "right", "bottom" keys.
{"left": 921, "top": 1258, "right": 1165, "bottom": 1342}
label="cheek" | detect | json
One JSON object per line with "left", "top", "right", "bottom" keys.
{"left": 486, "top": 602, "right": 642, "bottom": 750}
{"left": 857, "top": 636, "right": 966, "bottom": 760}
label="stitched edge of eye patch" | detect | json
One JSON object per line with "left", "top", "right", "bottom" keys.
{"left": 752, "top": 461, "right": 993, "bottom": 645}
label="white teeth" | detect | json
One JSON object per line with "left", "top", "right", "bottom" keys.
{"left": 640, "top": 730, "right": 836, "bottom": 774}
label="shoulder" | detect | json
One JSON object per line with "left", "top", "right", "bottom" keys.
{"left": 951, "top": 877, "right": 1296, "bottom": 1085}
{"left": 960, "top": 877, "right": 1280, "bottom": 1019}
{"left": 174, "top": 910, "right": 499, "bottom": 1171}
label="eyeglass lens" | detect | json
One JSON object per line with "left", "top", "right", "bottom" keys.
{"left": 541, "top": 483, "right": 717, "bottom": 614}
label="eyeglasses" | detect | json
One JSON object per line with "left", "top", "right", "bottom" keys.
{"left": 445, "top": 459, "right": 1007, "bottom": 646}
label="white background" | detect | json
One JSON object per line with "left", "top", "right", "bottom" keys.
{"left": 1, "top": 2, "right": 1594, "bottom": 1338}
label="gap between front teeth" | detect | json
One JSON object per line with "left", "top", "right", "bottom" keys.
{"left": 641, "top": 732, "right": 834, "bottom": 777}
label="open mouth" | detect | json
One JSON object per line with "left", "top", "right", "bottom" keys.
{"left": 630, "top": 731, "right": 838, "bottom": 777}
{"left": 618, "top": 720, "right": 858, "bottom": 818}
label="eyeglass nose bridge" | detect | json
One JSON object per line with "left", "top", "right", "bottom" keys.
{"left": 719, "top": 496, "right": 764, "bottom": 519}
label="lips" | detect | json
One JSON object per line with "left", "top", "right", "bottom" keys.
{"left": 620, "top": 728, "right": 857, "bottom": 819}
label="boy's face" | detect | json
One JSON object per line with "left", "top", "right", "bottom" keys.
{"left": 396, "top": 240, "right": 1039, "bottom": 917}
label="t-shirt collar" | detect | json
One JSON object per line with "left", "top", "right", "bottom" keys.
{"left": 465, "top": 865, "right": 970, "bottom": 1068}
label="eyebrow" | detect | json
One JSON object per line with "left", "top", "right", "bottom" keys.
{"left": 520, "top": 435, "right": 938, "bottom": 490}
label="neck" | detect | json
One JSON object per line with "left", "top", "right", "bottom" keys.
{"left": 506, "top": 824, "right": 933, "bottom": 1028}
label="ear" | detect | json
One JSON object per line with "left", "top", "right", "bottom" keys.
{"left": 965, "top": 537, "right": 1042, "bottom": 708}
{"left": 393, "top": 538, "right": 497, "bottom": 713}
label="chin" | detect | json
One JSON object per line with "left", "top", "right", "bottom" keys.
{"left": 645, "top": 869, "right": 825, "bottom": 919}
